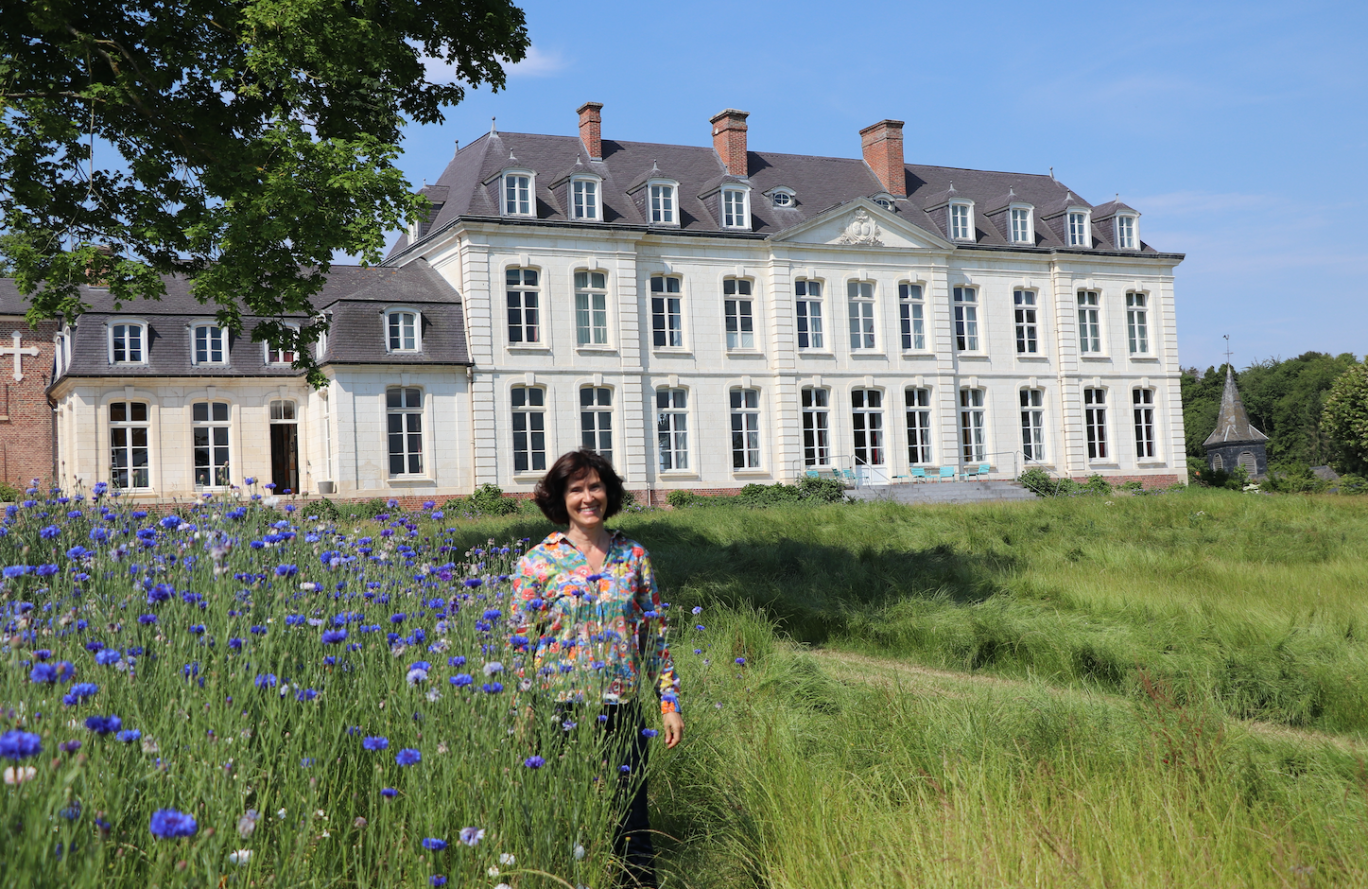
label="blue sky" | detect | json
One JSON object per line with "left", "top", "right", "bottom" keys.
{"left": 394, "top": 0, "right": 1366, "bottom": 372}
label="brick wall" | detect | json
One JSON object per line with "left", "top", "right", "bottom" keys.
{"left": 0, "top": 318, "right": 58, "bottom": 491}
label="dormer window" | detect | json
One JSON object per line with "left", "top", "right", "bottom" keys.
{"left": 571, "top": 176, "right": 600, "bottom": 221}
{"left": 1067, "top": 210, "right": 1091, "bottom": 247}
{"left": 949, "top": 201, "right": 975, "bottom": 241}
{"left": 193, "top": 324, "right": 227, "bottom": 365}
{"left": 385, "top": 309, "right": 421, "bottom": 352}
{"left": 1010, "top": 205, "right": 1035, "bottom": 244}
{"left": 265, "top": 325, "right": 299, "bottom": 365}
{"left": 649, "top": 182, "right": 677, "bottom": 225}
{"left": 722, "top": 186, "right": 750, "bottom": 229}
{"left": 770, "top": 188, "right": 795, "bottom": 208}
{"left": 109, "top": 322, "right": 147, "bottom": 364}
{"left": 502, "top": 171, "right": 534, "bottom": 216}
{"left": 872, "top": 194, "right": 895, "bottom": 211}
{"left": 1115, "top": 214, "right": 1138, "bottom": 250}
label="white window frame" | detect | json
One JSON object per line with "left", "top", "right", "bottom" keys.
{"left": 320, "top": 386, "right": 333, "bottom": 483}
{"left": 851, "top": 388, "right": 885, "bottom": 467}
{"left": 574, "top": 271, "right": 610, "bottom": 347}
{"left": 872, "top": 193, "right": 896, "bottom": 211}
{"left": 722, "top": 186, "right": 751, "bottom": 229}
{"left": 109, "top": 400, "right": 151, "bottom": 490}
{"left": 502, "top": 170, "right": 535, "bottom": 217}
{"left": 953, "top": 286, "right": 980, "bottom": 352}
{"left": 1084, "top": 387, "right": 1108, "bottom": 461}
{"left": 1014, "top": 290, "right": 1038, "bottom": 355}
{"left": 648, "top": 180, "right": 679, "bottom": 225}
{"left": 571, "top": 176, "right": 600, "bottom": 221}
{"left": 905, "top": 388, "right": 933, "bottom": 465}
{"left": 511, "top": 385, "right": 547, "bottom": 474}
{"left": 191, "top": 400, "right": 232, "bottom": 489}
{"left": 1133, "top": 388, "right": 1157, "bottom": 459}
{"left": 579, "top": 385, "right": 614, "bottom": 464}
{"left": 949, "top": 201, "right": 975, "bottom": 241}
{"left": 801, "top": 387, "right": 831, "bottom": 467}
{"left": 1077, "top": 291, "right": 1102, "bottom": 355}
{"left": 385, "top": 309, "right": 421, "bottom": 353}
{"left": 959, "top": 389, "right": 986, "bottom": 463}
{"left": 386, "top": 386, "right": 425, "bottom": 477}
{"left": 730, "top": 387, "right": 762, "bottom": 470}
{"left": 656, "top": 387, "right": 690, "bottom": 472}
{"left": 770, "top": 188, "right": 795, "bottom": 208}
{"left": 1020, "top": 389, "right": 1045, "bottom": 463}
{"left": 1067, "top": 210, "right": 1092, "bottom": 247}
{"left": 264, "top": 324, "right": 299, "bottom": 366}
{"left": 650, "top": 275, "right": 684, "bottom": 349}
{"left": 899, "top": 282, "right": 925, "bottom": 351}
{"left": 1010, "top": 204, "right": 1035, "bottom": 244}
{"left": 795, "top": 279, "right": 825, "bottom": 351}
{"left": 109, "top": 321, "right": 149, "bottom": 365}
{"left": 192, "top": 323, "right": 228, "bottom": 366}
{"left": 847, "top": 280, "right": 876, "bottom": 351}
{"left": 1114, "top": 214, "right": 1138, "bottom": 250}
{"left": 1126, "top": 291, "right": 1150, "bottom": 355}
{"left": 506, "top": 267, "right": 541, "bottom": 346}
{"left": 723, "top": 278, "right": 756, "bottom": 351}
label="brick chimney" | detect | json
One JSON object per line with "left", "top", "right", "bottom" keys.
{"left": 710, "top": 108, "right": 749, "bottom": 177}
{"left": 577, "top": 101, "right": 603, "bottom": 160}
{"left": 860, "top": 119, "right": 906, "bottom": 197}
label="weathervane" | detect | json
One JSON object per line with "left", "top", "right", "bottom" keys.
{"left": 1223, "top": 334, "right": 1232, "bottom": 368}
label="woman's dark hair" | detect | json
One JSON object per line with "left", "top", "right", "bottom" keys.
{"left": 533, "top": 449, "right": 625, "bottom": 525}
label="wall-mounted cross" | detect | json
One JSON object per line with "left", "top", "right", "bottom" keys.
{"left": 0, "top": 331, "right": 40, "bottom": 382}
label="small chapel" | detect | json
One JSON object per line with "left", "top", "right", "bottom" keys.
{"left": 1203, "top": 366, "right": 1268, "bottom": 478}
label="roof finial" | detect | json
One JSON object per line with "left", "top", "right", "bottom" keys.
{"left": 490, "top": 117, "right": 497, "bottom": 135}
{"left": 1224, "top": 334, "right": 1232, "bottom": 369}
{"left": 1049, "top": 166, "right": 1055, "bottom": 179}
{"left": 508, "top": 149, "right": 516, "bottom": 162}
{"left": 1008, "top": 186, "right": 1016, "bottom": 197}
{"left": 651, "top": 159, "right": 660, "bottom": 173}
{"left": 947, "top": 181, "right": 955, "bottom": 193}
{"left": 453, "top": 139, "right": 459, "bottom": 153}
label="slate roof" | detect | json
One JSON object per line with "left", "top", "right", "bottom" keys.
{"left": 0, "top": 260, "right": 469, "bottom": 384}
{"left": 1203, "top": 367, "right": 1268, "bottom": 447}
{"left": 389, "top": 129, "right": 1173, "bottom": 258}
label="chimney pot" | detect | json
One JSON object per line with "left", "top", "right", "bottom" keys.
{"left": 709, "top": 108, "right": 750, "bottom": 177}
{"left": 859, "top": 119, "right": 907, "bottom": 197}
{"left": 577, "top": 101, "right": 603, "bottom": 160}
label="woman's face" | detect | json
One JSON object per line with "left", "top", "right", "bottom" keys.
{"left": 564, "top": 469, "right": 607, "bottom": 535}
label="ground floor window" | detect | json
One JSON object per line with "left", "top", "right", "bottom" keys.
{"left": 802, "top": 388, "right": 830, "bottom": 467}
{"left": 905, "top": 388, "right": 932, "bottom": 465}
{"left": 1020, "top": 389, "right": 1045, "bottom": 462}
{"left": 1084, "top": 388, "right": 1108, "bottom": 460}
{"left": 730, "top": 388, "right": 761, "bottom": 469}
{"left": 1133, "top": 389, "right": 1156, "bottom": 458}
{"left": 110, "top": 401, "right": 150, "bottom": 489}
{"left": 387, "top": 387, "right": 424, "bottom": 476}
{"left": 580, "top": 386, "right": 613, "bottom": 464}
{"left": 959, "top": 389, "right": 986, "bottom": 462}
{"left": 512, "top": 386, "right": 547, "bottom": 473}
{"left": 192, "top": 401, "right": 231, "bottom": 488}
{"left": 851, "top": 388, "right": 884, "bottom": 466}
{"left": 656, "top": 388, "right": 689, "bottom": 471}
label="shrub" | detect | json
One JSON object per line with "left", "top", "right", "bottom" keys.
{"left": 467, "top": 483, "right": 519, "bottom": 517}
{"left": 1262, "top": 462, "right": 1330, "bottom": 494}
{"left": 306, "top": 498, "right": 343, "bottom": 524}
{"left": 736, "top": 483, "right": 804, "bottom": 508}
{"left": 348, "top": 497, "right": 390, "bottom": 520}
{"left": 0, "top": 481, "right": 22, "bottom": 502}
{"left": 796, "top": 476, "right": 847, "bottom": 504}
{"left": 1019, "top": 468, "right": 1078, "bottom": 497}
{"left": 667, "top": 490, "right": 701, "bottom": 509}
{"left": 1081, "top": 474, "right": 1113, "bottom": 496}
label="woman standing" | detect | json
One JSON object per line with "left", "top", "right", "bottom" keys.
{"left": 510, "top": 449, "right": 683, "bottom": 887}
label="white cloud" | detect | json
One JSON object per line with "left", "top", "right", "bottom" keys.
{"left": 422, "top": 44, "right": 567, "bottom": 84}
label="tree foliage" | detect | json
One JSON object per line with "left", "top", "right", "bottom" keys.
{"left": 0, "top": 0, "right": 528, "bottom": 385}
{"left": 1323, "top": 359, "right": 1368, "bottom": 474}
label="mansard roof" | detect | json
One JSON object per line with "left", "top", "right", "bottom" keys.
{"left": 389, "top": 129, "right": 1175, "bottom": 258}
{"left": 1203, "top": 366, "right": 1269, "bottom": 447}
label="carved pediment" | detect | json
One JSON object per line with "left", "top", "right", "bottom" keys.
{"left": 768, "top": 199, "right": 949, "bottom": 250}
{"left": 837, "top": 210, "right": 883, "bottom": 246}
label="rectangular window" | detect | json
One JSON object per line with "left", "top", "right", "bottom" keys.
{"left": 1077, "top": 291, "right": 1101, "bottom": 354}
{"left": 1068, "top": 211, "right": 1089, "bottom": 246}
{"left": 388, "top": 311, "right": 418, "bottom": 352}
{"left": 959, "top": 389, "right": 986, "bottom": 462}
{"left": 1116, "top": 216, "right": 1136, "bottom": 249}
{"left": 801, "top": 388, "right": 830, "bottom": 467}
{"left": 511, "top": 386, "right": 546, "bottom": 473}
{"left": 266, "top": 328, "right": 297, "bottom": 365}
{"left": 730, "top": 388, "right": 761, "bottom": 469}
{"left": 847, "top": 281, "right": 875, "bottom": 350}
{"left": 899, "top": 283, "right": 925, "bottom": 350}
{"left": 1014, "top": 290, "right": 1038, "bottom": 354}
{"left": 950, "top": 204, "right": 972, "bottom": 240}
{"left": 195, "top": 326, "right": 226, "bottom": 364}
{"left": 1126, "top": 292, "right": 1149, "bottom": 354}
{"left": 905, "top": 388, "right": 932, "bottom": 465}
{"left": 580, "top": 386, "right": 613, "bottom": 464}
{"left": 852, "top": 389, "right": 885, "bottom": 466}
{"left": 656, "top": 388, "right": 689, "bottom": 471}
{"left": 723, "top": 189, "right": 748, "bottom": 228}
{"left": 650, "top": 276, "right": 683, "bottom": 348}
{"left": 796, "top": 280, "right": 824, "bottom": 350}
{"left": 109, "top": 401, "right": 149, "bottom": 489}
{"left": 1084, "top": 388, "right": 1108, "bottom": 460}
{"left": 504, "top": 174, "right": 531, "bottom": 215}
{"left": 724, "top": 278, "right": 755, "bottom": 350}
{"left": 572, "top": 179, "right": 598, "bottom": 220}
{"left": 506, "top": 268, "right": 540, "bottom": 344}
{"left": 953, "top": 287, "right": 979, "bottom": 351}
{"left": 574, "top": 271, "right": 608, "bottom": 346}
{"left": 650, "top": 184, "right": 675, "bottom": 224}
{"left": 1020, "top": 389, "right": 1045, "bottom": 462}
{"left": 1011, "top": 207, "right": 1032, "bottom": 243}
{"left": 192, "top": 401, "right": 231, "bottom": 488}
{"left": 111, "top": 324, "right": 144, "bottom": 363}
{"left": 386, "top": 387, "right": 423, "bottom": 476}
{"left": 1133, "top": 388, "right": 1156, "bottom": 458}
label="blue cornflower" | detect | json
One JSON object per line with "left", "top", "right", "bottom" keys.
{"left": 380, "top": 788, "right": 398, "bottom": 798}
{"left": 137, "top": 614, "right": 158, "bottom": 625}
{"left": 295, "top": 688, "right": 318, "bottom": 702}
{"left": 735, "top": 657, "right": 747, "bottom": 666}
{"left": 362, "top": 736, "right": 389, "bottom": 751}
{"left": 3, "top": 565, "right": 31, "bottom": 578}
{"left": 95, "top": 649, "right": 122, "bottom": 666}
{"left": 254, "top": 673, "right": 278, "bottom": 688}
{"left": 148, "top": 808, "right": 197, "bottom": 839}
{"left": 430, "top": 877, "right": 447, "bottom": 887}
{"left": 450, "top": 673, "right": 473, "bottom": 687}
{"left": 0, "top": 729, "right": 42, "bottom": 760}
{"left": 642, "top": 728, "right": 659, "bottom": 738}
{"left": 458, "top": 827, "right": 484, "bottom": 846}
{"left": 116, "top": 729, "right": 142, "bottom": 743}
{"left": 275, "top": 564, "right": 298, "bottom": 577}
{"left": 463, "top": 578, "right": 482, "bottom": 588}
{"left": 692, "top": 606, "right": 703, "bottom": 614}
{"left": 39, "top": 525, "right": 59, "bottom": 540}
{"left": 421, "top": 837, "right": 448, "bottom": 851}
{"left": 321, "top": 629, "right": 347, "bottom": 644}
{"left": 447, "top": 655, "right": 466, "bottom": 667}
{"left": 523, "top": 755, "right": 546, "bottom": 769}
{"left": 189, "top": 624, "right": 206, "bottom": 636}
{"left": 481, "top": 682, "right": 503, "bottom": 694}
{"left": 29, "top": 663, "right": 57, "bottom": 683}
{"left": 85, "top": 715, "right": 122, "bottom": 735}
{"left": 395, "top": 748, "right": 421, "bottom": 767}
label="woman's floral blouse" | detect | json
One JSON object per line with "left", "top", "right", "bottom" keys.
{"left": 510, "top": 530, "right": 680, "bottom": 714}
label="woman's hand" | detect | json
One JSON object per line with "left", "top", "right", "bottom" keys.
{"left": 662, "top": 711, "right": 684, "bottom": 749}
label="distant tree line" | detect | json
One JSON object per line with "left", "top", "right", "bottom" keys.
{"left": 1181, "top": 352, "right": 1368, "bottom": 475}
